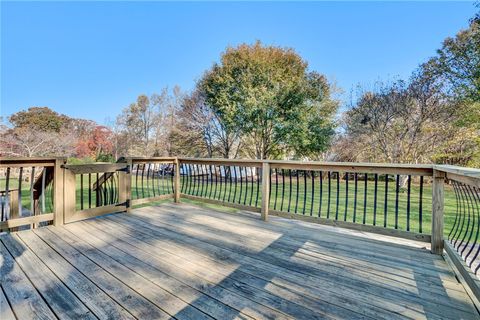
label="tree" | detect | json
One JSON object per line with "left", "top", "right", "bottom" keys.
{"left": 199, "top": 41, "right": 338, "bottom": 159}
{"left": 338, "top": 77, "right": 475, "bottom": 166}
{"left": 421, "top": 14, "right": 480, "bottom": 102}
{"left": 76, "top": 126, "right": 114, "bottom": 160}
{"left": 9, "top": 107, "right": 69, "bottom": 132}
{"left": 419, "top": 11, "right": 480, "bottom": 165}
{"left": 1, "top": 107, "right": 77, "bottom": 157}
{"left": 116, "top": 94, "right": 160, "bottom": 156}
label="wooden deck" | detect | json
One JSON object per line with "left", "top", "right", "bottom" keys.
{"left": 1, "top": 203, "right": 478, "bottom": 320}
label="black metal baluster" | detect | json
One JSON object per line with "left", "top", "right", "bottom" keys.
{"left": 222, "top": 166, "right": 227, "bottom": 202}
{"left": 294, "top": 170, "right": 300, "bottom": 214}
{"left": 227, "top": 166, "right": 233, "bottom": 203}
{"left": 335, "top": 172, "right": 340, "bottom": 220}
{"left": 103, "top": 172, "right": 107, "bottom": 206}
{"left": 310, "top": 171, "right": 315, "bottom": 216}
{"left": 458, "top": 184, "right": 471, "bottom": 253}
{"left": 353, "top": 173, "right": 358, "bottom": 223}
{"left": 5, "top": 168, "right": 10, "bottom": 220}
{"left": 249, "top": 167, "right": 255, "bottom": 206}
{"left": 269, "top": 168, "right": 272, "bottom": 207}
{"left": 189, "top": 164, "right": 195, "bottom": 195}
{"left": 152, "top": 164, "right": 157, "bottom": 197}
{"left": 233, "top": 166, "right": 238, "bottom": 203}
{"left": 200, "top": 165, "right": 205, "bottom": 197}
{"left": 166, "top": 164, "right": 171, "bottom": 195}
{"left": 194, "top": 165, "right": 200, "bottom": 196}
{"left": 182, "top": 165, "right": 188, "bottom": 194}
{"left": 201, "top": 164, "right": 209, "bottom": 198}
{"left": 238, "top": 167, "right": 243, "bottom": 203}
{"left": 80, "top": 174, "right": 84, "bottom": 210}
{"left": 161, "top": 164, "right": 166, "bottom": 195}
{"left": 208, "top": 165, "right": 214, "bottom": 199}
{"left": 96, "top": 173, "right": 100, "bottom": 207}
{"left": 171, "top": 164, "right": 174, "bottom": 194}
{"left": 373, "top": 173, "right": 378, "bottom": 226}
{"left": 88, "top": 173, "right": 92, "bottom": 208}
{"left": 255, "top": 168, "right": 260, "bottom": 207}
{"left": 135, "top": 164, "right": 139, "bottom": 199}
{"left": 327, "top": 171, "right": 331, "bottom": 219}
{"left": 384, "top": 174, "right": 389, "bottom": 228}
{"left": 450, "top": 181, "right": 461, "bottom": 240}
{"left": 180, "top": 164, "right": 185, "bottom": 193}
{"left": 395, "top": 174, "right": 400, "bottom": 229}
{"left": 274, "top": 168, "right": 279, "bottom": 210}
{"left": 302, "top": 171, "right": 307, "bottom": 215}
{"left": 344, "top": 173, "right": 349, "bottom": 221}
{"left": 363, "top": 173, "right": 368, "bottom": 224}
{"left": 141, "top": 164, "right": 145, "bottom": 199}
{"left": 18, "top": 167, "right": 23, "bottom": 216}
{"left": 190, "top": 164, "right": 196, "bottom": 196}
{"left": 186, "top": 164, "right": 192, "bottom": 195}
{"left": 193, "top": 164, "right": 198, "bottom": 196}
{"left": 466, "top": 186, "right": 480, "bottom": 271}
{"left": 287, "top": 169, "right": 293, "bottom": 213}
{"left": 419, "top": 176, "right": 424, "bottom": 233}
{"left": 462, "top": 185, "right": 476, "bottom": 257}
{"left": 112, "top": 173, "right": 116, "bottom": 203}
{"left": 30, "top": 167, "right": 35, "bottom": 218}
{"left": 214, "top": 165, "right": 219, "bottom": 200}
{"left": 243, "top": 167, "right": 249, "bottom": 205}
{"left": 318, "top": 171, "right": 323, "bottom": 217}
{"left": 452, "top": 181, "right": 464, "bottom": 245}
{"left": 406, "top": 175, "right": 411, "bottom": 231}
{"left": 280, "top": 169, "right": 285, "bottom": 211}
{"left": 146, "top": 163, "right": 151, "bottom": 198}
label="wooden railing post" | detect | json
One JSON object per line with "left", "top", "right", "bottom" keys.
{"left": 261, "top": 161, "right": 270, "bottom": 221}
{"left": 53, "top": 158, "right": 66, "bottom": 226}
{"left": 174, "top": 158, "right": 181, "bottom": 203}
{"left": 431, "top": 170, "right": 445, "bottom": 254}
{"left": 63, "top": 166, "right": 76, "bottom": 224}
{"left": 9, "top": 189, "right": 19, "bottom": 232}
{"left": 119, "top": 158, "right": 132, "bottom": 213}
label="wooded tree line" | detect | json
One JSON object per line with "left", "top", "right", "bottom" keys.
{"left": 1, "top": 11, "right": 478, "bottom": 166}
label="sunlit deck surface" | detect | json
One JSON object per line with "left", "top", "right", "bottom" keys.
{"left": 1, "top": 203, "right": 478, "bottom": 320}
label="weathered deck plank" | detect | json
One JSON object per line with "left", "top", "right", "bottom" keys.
{"left": 1, "top": 234, "right": 94, "bottom": 319}
{"left": 1, "top": 202, "right": 478, "bottom": 320}
{"left": 86, "top": 214, "right": 411, "bottom": 319}
{"left": 32, "top": 227, "right": 172, "bottom": 320}
{"left": 74, "top": 218, "right": 365, "bottom": 320}
{"left": 127, "top": 206, "right": 476, "bottom": 319}
{"left": 0, "top": 286, "right": 15, "bottom": 320}
{"left": 16, "top": 231, "right": 135, "bottom": 320}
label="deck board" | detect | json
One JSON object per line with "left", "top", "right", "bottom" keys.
{"left": 1, "top": 202, "right": 478, "bottom": 320}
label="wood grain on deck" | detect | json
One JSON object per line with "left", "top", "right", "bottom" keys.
{"left": 1, "top": 203, "right": 478, "bottom": 319}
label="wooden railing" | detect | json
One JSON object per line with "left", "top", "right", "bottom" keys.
{"left": 179, "top": 159, "right": 435, "bottom": 243}
{"left": 433, "top": 165, "right": 480, "bottom": 305}
{"left": 1, "top": 156, "right": 479, "bottom": 301}
{"left": 0, "top": 157, "right": 65, "bottom": 231}
{"left": 128, "top": 157, "right": 177, "bottom": 206}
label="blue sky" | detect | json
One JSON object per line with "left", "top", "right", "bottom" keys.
{"left": 1, "top": 1, "right": 476, "bottom": 124}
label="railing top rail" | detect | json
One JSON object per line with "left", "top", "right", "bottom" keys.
{"left": 434, "top": 164, "right": 480, "bottom": 177}
{"left": 126, "top": 157, "right": 177, "bottom": 163}
{"left": 435, "top": 165, "right": 480, "bottom": 188}
{"left": 63, "top": 163, "right": 127, "bottom": 174}
{"left": 0, "top": 157, "right": 65, "bottom": 167}
{"left": 178, "top": 157, "right": 434, "bottom": 175}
